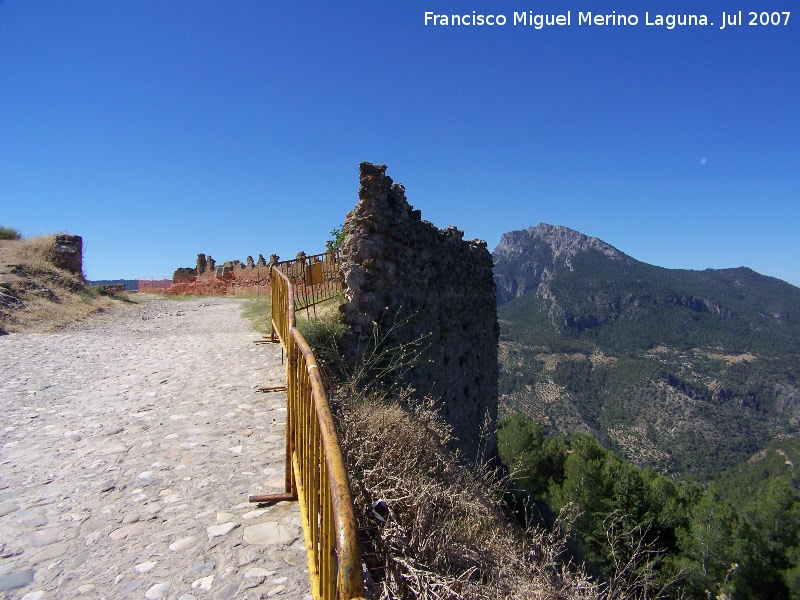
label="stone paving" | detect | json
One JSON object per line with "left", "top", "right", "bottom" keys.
{"left": 0, "top": 298, "right": 310, "bottom": 599}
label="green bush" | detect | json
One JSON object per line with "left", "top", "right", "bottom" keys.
{"left": 0, "top": 226, "right": 22, "bottom": 240}
{"left": 330, "top": 224, "right": 345, "bottom": 250}
{"left": 297, "top": 317, "right": 346, "bottom": 355}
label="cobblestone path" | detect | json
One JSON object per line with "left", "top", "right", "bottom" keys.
{"left": 0, "top": 298, "right": 310, "bottom": 600}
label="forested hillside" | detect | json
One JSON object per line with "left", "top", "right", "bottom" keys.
{"left": 498, "top": 414, "right": 800, "bottom": 599}
{"left": 494, "top": 224, "right": 800, "bottom": 475}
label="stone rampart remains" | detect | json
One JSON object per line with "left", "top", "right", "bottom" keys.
{"left": 172, "top": 267, "right": 197, "bottom": 284}
{"left": 339, "top": 163, "right": 499, "bottom": 464}
{"left": 53, "top": 234, "right": 83, "bottom": 274}
{"left": 196, "top": 254, "right": 207, "bottom": 275}
{"left": 166, "top": 251, "right": 273, "bottom": 296}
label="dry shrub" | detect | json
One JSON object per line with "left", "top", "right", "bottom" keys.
{"left": 9, "top": 287, "right": 126, "bottom": 333}
{"left": 335, "top": 391, "right": 599, "bottom": 600}
{"left": 599, "top": 512, "right": 681, "bottom": 600}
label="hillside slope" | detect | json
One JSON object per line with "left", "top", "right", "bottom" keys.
{"left": 0, "top": 235, "right": 130, "bottom": 333}
{"left": 495, "top": 224, "right": 800, "bottom": 476}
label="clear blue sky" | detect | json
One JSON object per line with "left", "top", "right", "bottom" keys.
{"left": 1, "top": 1, "right": 798, "bottom": 286}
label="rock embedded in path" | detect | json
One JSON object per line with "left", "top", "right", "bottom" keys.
{"left": 207, "top": 522, "right": 239, "bottom": 539}
{"left": 0, "top": 501, "right": 20, "bottom": 517}
{"left": 0, "top": 569, "right": 35, "bottom": 592}
{"left": 243, "top": 521, "right": 298, "bottom": 546}
{"left": 109, "top": 522, "right": 148, "bottom": 540}
{"left": 26, "top": 527, "right": 60, "bottom": 547}
{"left": 212, "top": 579, "right": 243, "bottom": 599}
{"left": 268, "top": 584, "right": 287, "bottom": 596}
{"left": 169, "top": 535, "right": 198, "bottom": 551}
{"left": 245, "top": 567, "right": 274, "bottom": 579}
{"left": 192, "top": 574, "right": 215, "bottom": 590}
{"left": 28, "top": 543, "right": 69, "bottom": 565}
{"left": 145, "top": 581, "right": 171, "bottom": 599}
{"left": 135, "top": 560, "right": 158, "bottom": 573}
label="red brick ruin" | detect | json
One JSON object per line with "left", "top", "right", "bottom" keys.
{"left": 162, "top": 253, "right": 275, "bottom": 296}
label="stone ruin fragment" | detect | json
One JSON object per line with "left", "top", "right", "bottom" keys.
{"left": 338, "top": 162, "right": 499, "bottom": 465}
{"left": 53, "top": 234, "right": 83, "bottom": 274}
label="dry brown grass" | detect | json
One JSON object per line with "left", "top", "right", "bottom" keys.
{"left": 2, "top": 234, "right": 57, "bottom": 267}
{"left": 334, "top": 391, "right": 599, "bottom": 600}
{"left": 0, "top": 236, "right": 134, "bottom": 333}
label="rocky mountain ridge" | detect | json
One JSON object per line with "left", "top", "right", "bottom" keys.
{"left": 494, "top": 223, "right": 629, "bottom": 264}
{"left": 494, "top": 224, "right": 634, "bottom": 305}
{"left": 493, "top": 224, "right": 800, "bottom": 475}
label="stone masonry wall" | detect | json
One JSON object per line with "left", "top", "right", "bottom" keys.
{"left": 52, "top": 234, "right": 83, "bottom": 274}
{"left": 339, "top": 163, "right": 498, "bottom": 464}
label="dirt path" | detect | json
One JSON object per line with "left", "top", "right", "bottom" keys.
{"left": 0, "top": 297, "right": 310, "bottom": 600}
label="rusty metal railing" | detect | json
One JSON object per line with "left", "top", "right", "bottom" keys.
{"left": 250, "top": 264, "right": 364, "bottom": 600}
{"left": 274, "top": 249, "right": 341, "bottom": 313}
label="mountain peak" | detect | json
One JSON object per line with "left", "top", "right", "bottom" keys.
{"left": 495, "top": 223, "right": 628, "bottom": 263}
{"left": 493, "top": 224, "right": 632, "bottom": 305}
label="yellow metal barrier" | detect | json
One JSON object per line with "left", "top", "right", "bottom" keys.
{"left": 251, "top": 264, "right": 364, "bottom": 600}
{"left": 274, "top": 249, "right": 341, "bottom": 312}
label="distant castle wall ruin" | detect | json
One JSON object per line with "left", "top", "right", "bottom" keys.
{"left": 166, "top": 253, "right": 273, "bottom": 295}
{"left": 339, "top": 163, "right": 499, "bottom": 464}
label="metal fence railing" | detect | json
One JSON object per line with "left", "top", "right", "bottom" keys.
{"left": 249, "top": 264, "right": 364, "bottom": 600}
{"left": 274, "top": 249, "right": 341, "bottom": 313}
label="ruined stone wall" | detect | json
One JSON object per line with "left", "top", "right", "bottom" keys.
{"left": 166, "top": 251, "right": 274, "bottom": 295}
{"left": 172, "top": 267, "right": 197, "bottom": 284}
{"left": 53, "top": 235, "right": 83, "bottom": 274}
{"left": 339, "top": 163, "right": 498, "bottom": 464}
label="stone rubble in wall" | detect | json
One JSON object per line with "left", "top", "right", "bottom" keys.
{"left": 0, "top": 298, "right": 311, "bottom": 599}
